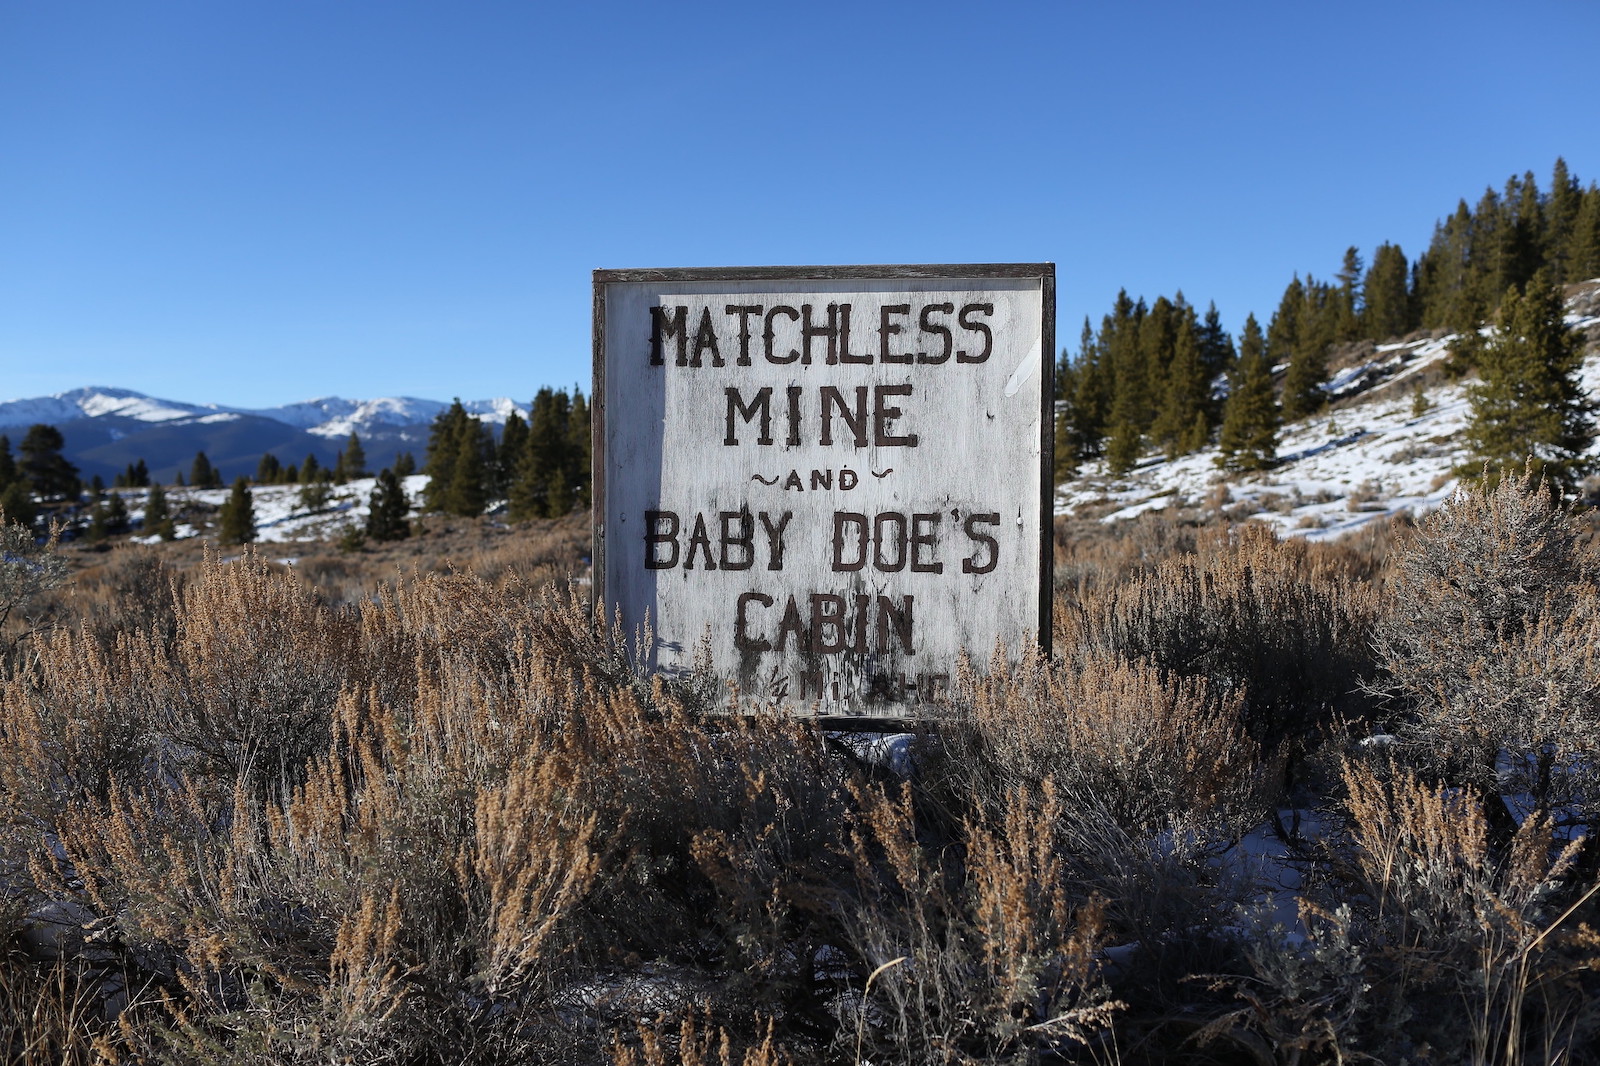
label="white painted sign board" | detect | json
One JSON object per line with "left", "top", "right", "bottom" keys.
{"left": 593, "top": 264, "right": 1053, "bottom": 720}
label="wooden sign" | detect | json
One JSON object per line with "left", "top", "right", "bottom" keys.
{"left": 593, "top": 264, "right": 1053, "bottom": 720}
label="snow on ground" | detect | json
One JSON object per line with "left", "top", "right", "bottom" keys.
{"left": 124, "top": 474, "right": 431, "bottom": 545}
{"left": 1058, "top": 288, "right": 1600, "bottom": 541}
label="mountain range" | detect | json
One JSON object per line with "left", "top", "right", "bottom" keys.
{"left": 0, "top": 387, "right": 525, "bottom": 485}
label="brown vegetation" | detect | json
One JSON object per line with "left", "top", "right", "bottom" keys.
{"left": 4, "top": 481, "right": 1600, "bottom": 1063}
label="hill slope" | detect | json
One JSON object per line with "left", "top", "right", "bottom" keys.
{"left": 1056, "top": 279, "right": 1600, "bottom": 539}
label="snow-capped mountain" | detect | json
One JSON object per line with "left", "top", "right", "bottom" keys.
{"left": 0, "top": 387, "right": 522, "bottom": 437}
{"left": 0, "top": 387, "right": 528, "bottom": 485}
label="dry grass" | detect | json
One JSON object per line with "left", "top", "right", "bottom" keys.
{"left": 4, "top": 482, "right": 1600, "bottom": 1063}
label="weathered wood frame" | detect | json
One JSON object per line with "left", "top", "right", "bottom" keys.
{"left": 592, "top": 263, "right": 1055, "bottom": 726}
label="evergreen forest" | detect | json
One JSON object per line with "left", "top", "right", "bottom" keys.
{"left": 1057, "top": 158, "right": 1600, "bottom": 478}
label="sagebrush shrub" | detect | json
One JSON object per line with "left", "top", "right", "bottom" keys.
{"left": 1372, "top": 471, "right": 1600, "bottom": 821}
{"left": 1060, "top": 522, "right": 1378, "bottom": 776}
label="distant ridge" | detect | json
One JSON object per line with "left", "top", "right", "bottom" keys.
{"left": 0, "top": 387, "right": 527, "bottom": 485}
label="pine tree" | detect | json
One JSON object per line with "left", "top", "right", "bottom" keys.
{"left": 339, "top": 432, "right": 369, "bottom": 481}
{"left": 217, "top": 477, "right": 257, "bottom": 545}
{"left": 1279, "top": 275, "right": 1330, "bottom": 421}
{"left": 1417, "top": 200, "right": 1481, "bottom": 331}
{"left": 1266, "top": 276, "right": 1304, "bottom": 372}
{"left": 144, "top": 482, "right": 175, "bottom": 540}
{"left": 1196, "top": 303, "right": 1235, "bottom": 426}
{"left": 392, "top": 452, "right": 417, "bottom": 478}
{"left": 422, "top": 400, "right": 470, "bottom": 513}
{"left": 1104, "top": 416, "right": 1142, "bottom": 476}
{"left": 497, "top": 410, "right": 529, "bottom": 498}
{"left": 20, "top": 424, "right": 80, "bottom": 500}
{"left": 366, "top": 469, "right": 411, "bottom": 541}
{"left": 301, "top": 453, "right": 323, "bottom": 485}
{"left": 1150, "top": 318, "right": 1208, "bottom": 459}
{"left": 1363, "top": 242, "right": 1413, "bottom": 341}
{"left": 106, "top": 492, "right": 130, "bottom": 535}
{"left": 1335, "top": 246, "right": 1365, "bottom": 340}
{"left": 1571, "top": 184, "right": 1600, "bottom": 282}
{"left": 85, "top": 496, "right": 110, "bottom": 543}
{"left": 1547, "top": 158, "right": 1583, "bottom": 284}
{"left": 191, "top": 451, "right": 219, "bottom": 490}
{"left": 511, "top": 387, "right": 571, "bottom": 520}
{"left": 1063, "top": 318, "right": 1111, "bottom": 460}
{"left": 1052, "top": 405, "right": 1077, "bottom": 482}
{"left": 445, "top": 416, "right": 491, "bottom": 517}
{"left": 1217, "top": 314, "right": 1280, "bottom": 472}
{"left": 89, "top": 492, "right": 130, "bottom": 541}
{"left": 1500, "top": 171, "right": 1545, "bottom": 298}
{"left": 567, "top": 389, "right": 592, "bottom": 508}
{"left": 257, "top": 453, "right": 283, "bottom": 484}
{"left": 298, "top": 477, "right": 332, "bottom": 514}
{"left": 0, "top": 481, "right": 36, "bottom": 529}
{"left": 1463, "top": 272, "right": 1595, "bottom": 493}
{"left": 0, "top": 435, "right": 15, "bottom": 489}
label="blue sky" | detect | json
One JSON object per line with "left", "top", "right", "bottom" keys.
{"left": 1, "top": 0, "right": 1596, "bottom": 409}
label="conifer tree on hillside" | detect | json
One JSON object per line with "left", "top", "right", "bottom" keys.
{"left": 366, "top": 469, "right": 411, "bottom": 542}
{"left": 1573, "top": 185, "right": 1600, "bottom": 282}
{"left": 1052, "top": 405, "right": 1077, "bottom": 483}
{"left": 0, "top": 435, "right": 15, "bottom": 489}
{"left": 1547, "top": 158, "right": 1583, "bottom": 284}
{"left": 1498, "top": 172, "right": 1546, "bottom": 299}
{"left": 567, "top": 389, "right": 592, "bottom": 508}
{"left": 1217, "top": 314, "right": 1280, "bottom": 472}
{"left": 1063, "top": 319, "right": 1111, "bottom": 462}
{"left": 445, "top": 416, "right": 493, "bottom": 518}
{"left": 85, "top": 496, "right": 110, "bottom": 543}
{"left": 334, "top": 432, "right": 368, "bottom": 483}
{"left": 1265, "top": 275, "right": 1302, "bottom": 371}
{"left": 20, "top": 424, "right": 80, "bottom": 500}
{"left": 144, "top": 482, "right": 175, "bottom": 540}
{"left": 1417, "top": 200, "right": 1482, "bottom": 332}
{"left": 497, "top": 410, "right": 529, "bottom": 498}
{"left": 510, "top": 387, "right": 569, "bottom": 520}
{"left": 191, "top": 451, "right": 221, "bottom": 490}
{"left": 1196, "top": 303, "right": 1236, "bottom": 424}
{"left": 422, "top": 400, "right": 470, "bottom": 513}
{"left": 298, "top": 477, "right": 332, "bottom": 514}
{"left": 1362, "top": 242, "right": 1414, "bottom": 341}
{"left": 1150, "top": 318, "right": 1209, "bottom": 460}
{"left": 1335, "top": 246, "right": 1365, "bottom": 341}
{"left": 1463, "top": 271, "right": 1595, "bottom": 494}
{"left": 217, "top": 477, "right": 257, "bottom": 545}
{"left": 301, "top": 454, "right": 324, "bottom": 485}
{"left": 257, "top": 453, "right": 283, "bottom": 485}
{"left": 1271, "top": 278, "right": 1326, "bottom": 420}
{"left": 1101, "top": 293, "right": 1152, "bottom": 475}
{"left": 392, "top": 451, "right": 417, "bottom": 479}
{"left": 88, "top": 492, "right": 131, "bottom": 541}
{"left": 0, "top": 481, "right": 38, "bottom": 529}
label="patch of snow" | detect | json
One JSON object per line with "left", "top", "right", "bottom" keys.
{"left": 1055, "top": 295, "right": 1600, "bottom": 543}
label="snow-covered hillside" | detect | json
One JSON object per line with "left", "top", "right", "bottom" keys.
{"left": 1057, "top": 281, "right": 1600, "bottom": 540}
{"left": 128, "top": 475, "right": 433, "bottom": 546}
